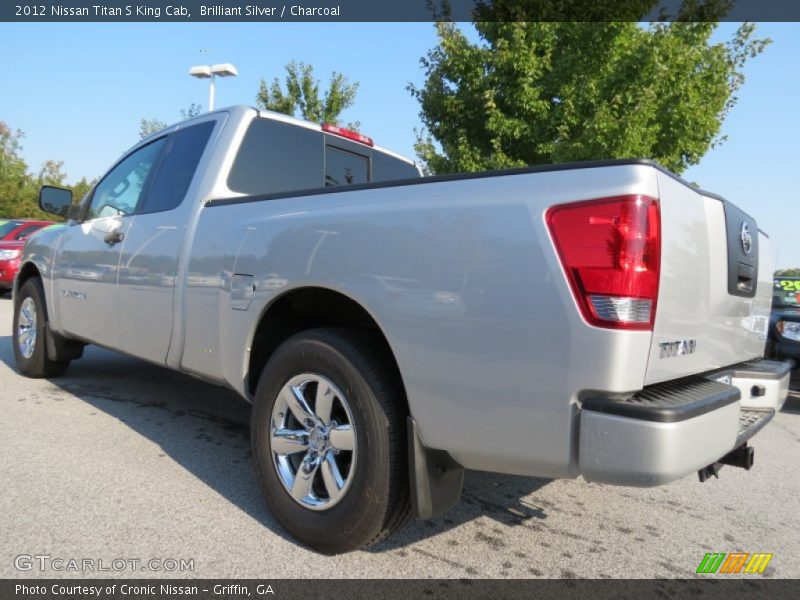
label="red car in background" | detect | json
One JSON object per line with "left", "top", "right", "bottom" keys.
{"left": 0, "top": 219, "right": 55, "bottom": 294}
{"left": 0, "top": 219, "right": 53, "bottom": 242}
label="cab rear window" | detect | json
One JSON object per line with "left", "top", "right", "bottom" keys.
{"left": 227, "top": 117, "right": 418, "bottom": 197}
{"left": 325, "top": 146, "right": 369, "bottom": 187}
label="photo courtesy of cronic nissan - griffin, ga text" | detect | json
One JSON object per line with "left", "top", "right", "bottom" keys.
{"left": 12, "top": 106, "right": 789, "bottom": 554}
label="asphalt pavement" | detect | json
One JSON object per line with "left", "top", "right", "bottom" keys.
{"left": 1, "top": 294, "right": 798, "bottom": 579}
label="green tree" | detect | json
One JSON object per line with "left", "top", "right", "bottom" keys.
{"left": 256, "top": 61, "right": 360, "bottom": 129}
{"left": 0, "top": 122, "right": 46, "bottom": 218}
{"left": 0, "top": 121, "right": 93, "bottom": 219}
{"left": 139, "top": 104, "right": 206, "bottom": 140}
{"left": 36, "top": 160, "right": 67, "bottom": 187}
{"left": 69, "top": 177, "right": 94, "bottom": 204}
{"left": 0, "top": 122, "right": 30, "bottom": 216}
{"left": 139, "top": 117, "right": 168, "bottom": 140}
{"left": 180, "top": 103, "right": 203, "bottom": 119}
{"left": 410, "top": 17, "right": 769, "bottom": 175}
{"left": 775, "top": 269, "right": 800, "bottom": 277}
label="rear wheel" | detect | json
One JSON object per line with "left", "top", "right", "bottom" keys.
{"left": 13, "top": 278, "right": 70, "bottom": 378}
{"left": 251, "top": 327, "right": 410, "bottom": 554}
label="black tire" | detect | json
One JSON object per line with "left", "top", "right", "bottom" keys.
{"left": 13, "top": 278, "right": 70, "bottom": 378}
{"left": 251, "top": 327, "right": 410, "bottom": 554}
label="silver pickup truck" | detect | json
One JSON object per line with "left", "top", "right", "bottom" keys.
{"left": 14, "top": 106, "right": 790, "bottom": 553}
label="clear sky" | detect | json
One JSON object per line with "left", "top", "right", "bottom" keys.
{"left": 1, "top": 21, "right": 798, "bottom": 268}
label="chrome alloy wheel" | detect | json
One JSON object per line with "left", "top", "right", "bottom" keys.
{"left": 270, "top": 373, "right": 357, "bottom": 510}
{"left": 17, "top": 297, "right": 37, "bottom": 360}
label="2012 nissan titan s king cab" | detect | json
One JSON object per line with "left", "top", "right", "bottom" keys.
{"left": 14, "top": 106, "right": 789, "bottom": 553}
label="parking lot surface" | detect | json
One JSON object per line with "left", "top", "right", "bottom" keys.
{"left": 1, "top": 295, "right": 798, "bottom": 578}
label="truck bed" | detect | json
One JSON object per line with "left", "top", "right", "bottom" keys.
{"left": 184, "top": 158, "right": 774, "bottom": 480}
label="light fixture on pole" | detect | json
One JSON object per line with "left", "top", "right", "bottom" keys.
{"left": 189, "top": 63, "right": 238, "bottom": 111}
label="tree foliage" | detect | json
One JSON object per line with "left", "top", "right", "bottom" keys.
{"left": 256, "top": 61, "right": 360, "bottom": 129}
{"left": 775, "top": 269, "right": 800, "bottom": 277}
{"left": 69, "top": 177, "right": 94, "bottom": 205}
{"left": 0, "top": 123, "right": 29, "bottom": 215}
{"left": 139, "top": 104, "right": 205, "bottom": 140}
{"left": 180, "top": 103, "right": 203, "bottom": 119}
{"left": 139, "top": 118, "right": 168, "bottom": 140}
{"left": 0, "top": 121, "right": 92, "bottom": 219}
{"left": 410, "top": 15, "right": 769, "bottom": 175}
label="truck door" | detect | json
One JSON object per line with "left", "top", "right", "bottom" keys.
{"left": 116, "top": 120, "right": 217, "bottom": 362}
{"left": 55, "top": 137, "right": 167, "bottom": 349}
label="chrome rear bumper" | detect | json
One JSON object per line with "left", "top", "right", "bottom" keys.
{"left": 578, "top": 359, "right": 790, "bottom": 487}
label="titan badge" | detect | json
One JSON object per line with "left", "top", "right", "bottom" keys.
{"left": 659, "top": 339, "right": 697, "bottom": 359}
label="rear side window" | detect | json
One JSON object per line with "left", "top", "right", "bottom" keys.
{"left": 325, "top": 146, "right": 369, "bottom": 187}
{"left": 228, "top": 118, "right": 323, "bottom": 195}
{"left": 140, "top": 121, "right": 216, "bottom": 214}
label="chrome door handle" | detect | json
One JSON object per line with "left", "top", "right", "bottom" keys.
{"left": 104, "top": 231, "right": 124, "bottom": 246}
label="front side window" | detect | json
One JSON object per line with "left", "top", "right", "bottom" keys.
{"left": 85, "top": 138, "right": 166, "bottom": 221}
{"left": 325, "top": 146, "right": 369, "bottom": 187}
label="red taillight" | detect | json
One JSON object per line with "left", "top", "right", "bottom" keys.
{"left": 321, "top": 123, "right": 374, "bottom": 147}
{"left": 546, "top": 195, "right": 661, "bottom": 330}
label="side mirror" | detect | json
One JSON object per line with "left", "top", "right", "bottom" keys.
{"left": 38, "top": 185, "right": 73, "bottom": 218}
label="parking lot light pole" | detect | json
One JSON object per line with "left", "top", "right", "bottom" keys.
{"left": 189, "top": 63, "right": 238, "bottom": 111}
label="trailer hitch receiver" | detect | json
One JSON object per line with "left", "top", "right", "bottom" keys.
{"left": 698, "top": 443, "right": 754, "bottom": 482}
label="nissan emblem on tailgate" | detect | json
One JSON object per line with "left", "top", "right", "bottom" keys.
{"left": 740, "top": 222, "right": 753, "bottom": 256}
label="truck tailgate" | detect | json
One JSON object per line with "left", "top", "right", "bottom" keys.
{"left": 644, "top": 171, "right": 773, "bottom": 385}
